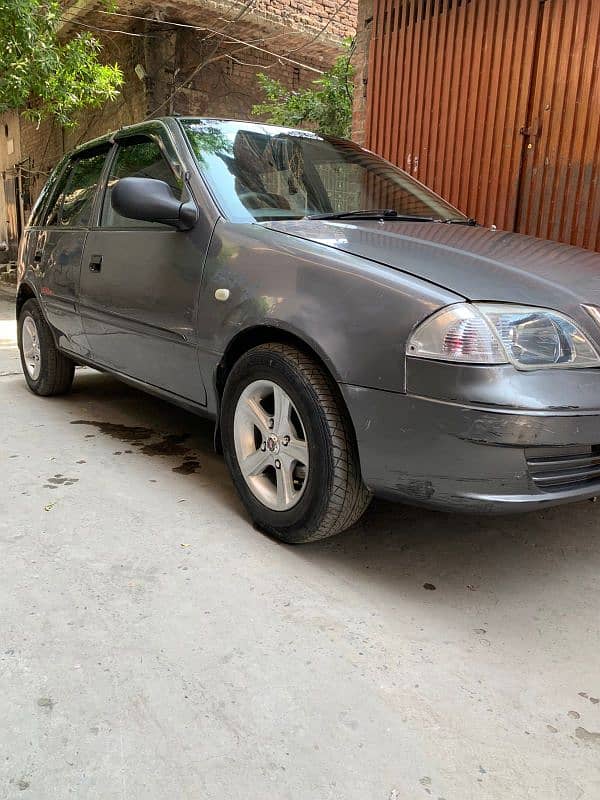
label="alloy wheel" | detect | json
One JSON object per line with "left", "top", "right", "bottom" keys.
{"left": 22, "top": 315, "right": 42, "bottom": 380}
{"left": 233, "top": 379, "right": 309, "bottom": 511}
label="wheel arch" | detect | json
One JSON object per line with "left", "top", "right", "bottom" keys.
{"left": 16, "top": 282, "right": 36, "bottom": 319}
{"left": 214, "top": 324, "right": 359, "bottom": 454}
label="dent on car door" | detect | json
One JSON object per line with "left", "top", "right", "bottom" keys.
{"left": 33, "top": 147, "right": 109, "bottom": 357}
{"left": 78, "top": 134, "right": 208, "bottom": 404}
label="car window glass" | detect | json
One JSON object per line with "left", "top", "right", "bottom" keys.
{"left": 182, "top": 120, "right": 466, "bottom": 223}
{"left": 101, "top": 138, "right": 181, "bottom": 228}
{"left": 59, "top": 150, "right": 108, "bottom": 227}
{"left": 42, "top": 164, "right": 72, "bottom": 227}
{"left": 30, "top": 159, "right": 66, "bottom": 227}
{"left": 44, "top": 149, "right": 108, "bottom": 227}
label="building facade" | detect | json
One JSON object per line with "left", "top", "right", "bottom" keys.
{"left": 353, "top": 0, "right": 600, "bottom": 251}
{"left": 1, "top": 0, "right": 356, "bottom": 259}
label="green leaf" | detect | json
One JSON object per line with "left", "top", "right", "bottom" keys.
{"left": 0, "top": 0, "right": 123, "bottom": 126}
{"left": 251, "top": 41, "right": 355, "bottom": 138}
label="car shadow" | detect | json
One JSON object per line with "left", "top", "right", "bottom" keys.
{"left": 63, "top": 368, "right": 600, "bottom": 605}
{"left": 291, "top": 494, "right": 600, "bottom": 608}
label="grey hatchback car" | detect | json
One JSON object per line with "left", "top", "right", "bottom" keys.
{"left": 16, "top": 117, "right": 600, "bottom": 542}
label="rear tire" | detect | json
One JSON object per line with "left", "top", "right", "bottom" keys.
{"left": 221, "top": 343, "right": 371, "bottom": 543}
{"left": 17, "top": 298, "right": 74, "bottom": 396}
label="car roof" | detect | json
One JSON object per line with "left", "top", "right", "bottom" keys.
{"left": 69, "top": 116, "right": 319, "bottom": 158}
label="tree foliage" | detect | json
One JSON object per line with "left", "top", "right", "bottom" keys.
{"left": 184, "top": 125, "right": 233, "bottom": 164}
{"left": 0, "top": 0, "right": 123, "bottom": 126}
{"left": 252, "top": 40, "right": 355, "bottom": 138}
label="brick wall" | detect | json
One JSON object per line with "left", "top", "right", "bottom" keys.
{"left": 351, "top": 0, "right": 373, "bottom": 146}
{"left": 193, "top": 0, "right": 357, "bottom": 46}
{"left": 171, "top": 28, "right": 327, "bottom": 119}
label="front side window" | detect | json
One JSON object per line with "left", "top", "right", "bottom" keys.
{"left": 181, "top": 119, "right": 466, "bottom": 223}
{"left": 44, "top": 149, "right": 108, "bottom": 227}
{"left": 101, "top": 137, "right": 181, "bottom": 227}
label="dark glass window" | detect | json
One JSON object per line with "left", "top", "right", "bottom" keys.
{"left": 44, "top": 149, "right": 108, "bottom": 227}
{"left": 101, "top": 137, "right": 181, "bottom": 227}
{"left": 30, "top": 159, "right": 66, "bottom": 227}
{"left": 41, "top": 165, "right": 71, "bottom": 227}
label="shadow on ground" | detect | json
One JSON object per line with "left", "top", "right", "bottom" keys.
{"left": 55, "top": 368, "right": 600, "bottom": 611}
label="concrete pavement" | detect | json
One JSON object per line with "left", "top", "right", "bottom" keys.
{"left": 1, "top": 290, "right": 599, "bottom": 799}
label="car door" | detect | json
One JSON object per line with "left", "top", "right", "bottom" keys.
{"left": 78, "top": 131, "right": 208, "bottom": 404}
{"left": 29, "top": 146, "right": 110, "bottom": 358}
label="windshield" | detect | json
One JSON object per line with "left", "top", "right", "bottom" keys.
{"left": 180, "top": 119, "right": 467, "bottom": 223}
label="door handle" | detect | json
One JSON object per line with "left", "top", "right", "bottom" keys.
{"left": 33, "top": 250, "right": 43, "bottom": 262}
{"left": 89, "top": 254, "right": 103, "bottom": 273}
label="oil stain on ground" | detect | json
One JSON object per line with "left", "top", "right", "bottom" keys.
{"left": 172, "top": 458, "right": 201, "bottom": 475}
{"left": 44, "top": 474, "right": 79, "bottom": 489}
{"left": 70, "top": 420, "right": 200, "bottom": 473}
{"left": 575, "top": 727, "right": 600, "bottom": 745}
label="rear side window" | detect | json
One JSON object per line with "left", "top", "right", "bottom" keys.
{"left": 29, "top": 159, "right": 67, "bottom": 227}
{"left": 101, "top": 137, "right": 181, "bottom": 228}
{"left": 44, "top": 148, "right": 108, "bottom": 227}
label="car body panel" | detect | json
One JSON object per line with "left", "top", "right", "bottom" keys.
{"left": 195, "top": 220, "right": 463, "bottom": 411}
{"left": 79, "top": 226, "right": 210, "bottom": 404}
{"left": 20, "top": 226, "right": 90, "bottom": 357}
{"left": 405, "top": 357, "right": 600, "bottom": 411}
{"left": 343, "top": 384, "right": 600, "bottom": 512}
{"left": 265, "top": 219, "right": 600, "bottom": 344}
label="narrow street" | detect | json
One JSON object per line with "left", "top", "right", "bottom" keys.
{"left": 1, "top": 288, "right": 599, "bottom": 800}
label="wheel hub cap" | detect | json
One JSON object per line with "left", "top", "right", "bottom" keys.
{"left": 233, "top": 379, "right": 309, "bottom": 511}
{"left": 266, "top": 434, "right": 280, "bottom": 454}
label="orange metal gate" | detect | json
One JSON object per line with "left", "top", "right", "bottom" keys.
{"left": 365, "top": 0, "right": 600, "bottom": 250}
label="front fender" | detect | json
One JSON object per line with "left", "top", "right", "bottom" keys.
{"left": 196, "top": 221, "right": 462, "bottom": 408}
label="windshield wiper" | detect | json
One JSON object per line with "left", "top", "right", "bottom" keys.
{"left": 444, "top": 217, "right": 478, "bottom": 226}
{"left": 307, "top": 209, "right": 441, "bottom": 222}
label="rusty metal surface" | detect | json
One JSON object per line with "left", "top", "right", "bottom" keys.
{"left": 365, "top": 0, "right": 600, "bottom": 251}
{"left": 517, "top": 0, "right": 600, "bottom": 250}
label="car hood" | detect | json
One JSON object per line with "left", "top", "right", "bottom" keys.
{"left": 265, "top": 219, "right": 600, "bottom": 320}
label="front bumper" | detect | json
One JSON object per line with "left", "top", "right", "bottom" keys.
{"left": 342, "top": 383, "right": 600, "bottom": 513}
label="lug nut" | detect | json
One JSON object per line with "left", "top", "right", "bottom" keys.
{"left": 275, "top": 459, "right": 281, "bottom": 469}
{"left": 282, "top": 435, "right": 290, "bottom": 446}
{"left": 260, "top": 442, "right": 267, "bottom": 451}
{"left": 268, "top": 418, "right": 274, "bottom": 430}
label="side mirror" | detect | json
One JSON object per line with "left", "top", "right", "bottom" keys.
{"left": 111, "top": 177, "right": 198, "bottom": 231}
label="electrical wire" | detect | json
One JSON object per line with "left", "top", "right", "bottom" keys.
{"left": 94, "top": 9, "right": 326, "bottom": 73}
{"left": 59, "top": 15, "right": 148, "bottom": 37}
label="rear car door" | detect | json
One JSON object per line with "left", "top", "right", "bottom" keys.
{"left": 29, "top": 146, "right": 110, "bottom": 358}
{"left": 79, "top": 129, "right": 208, "bottom": 404}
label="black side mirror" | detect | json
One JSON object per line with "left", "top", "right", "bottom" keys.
{"left": 111, "top": 177, "right": 198, "bottom": 231}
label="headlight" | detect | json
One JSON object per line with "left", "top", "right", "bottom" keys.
{"left": 407, "top": 303, "right": 600, "bottom": 370}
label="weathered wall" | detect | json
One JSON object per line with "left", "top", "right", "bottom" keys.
{"left": 1, "top": 0, "right": 356, "bottom": 253}
{"left": 0, "top": 112, "right": 22, "bottom": 253}
{"left": 162, "top": 0, "right": 357, "bottom": 46}
{"left": 351, "top": 0, "right": 373, "bottom": 146}
{"left": 168, "top": 30, "right": 324, "bottom": 118}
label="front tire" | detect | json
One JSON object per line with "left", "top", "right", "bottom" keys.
{"left": 17, "top": 298, "right": 74, "bottom": 396}
{"left": 221, "top": 343, "right": 371, "bottom": 543}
